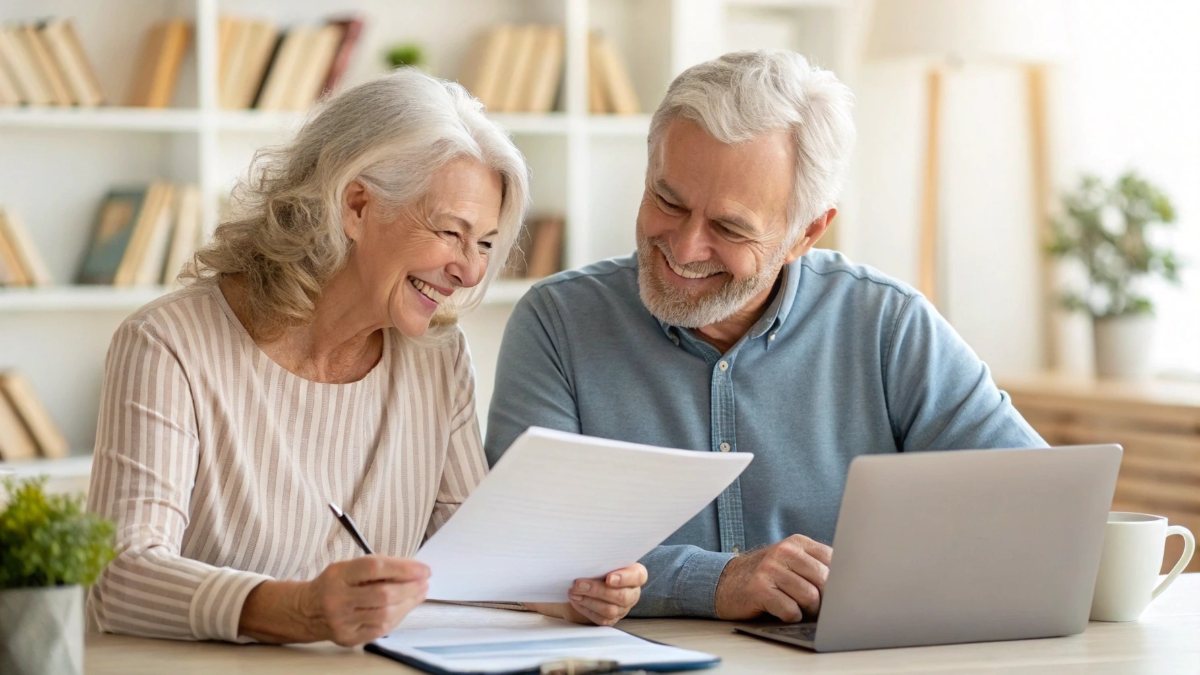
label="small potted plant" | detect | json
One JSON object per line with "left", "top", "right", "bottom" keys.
{"left": 1047, "top": 171, "right": 1182, "bottom": 379}
{"left": 386, "top": 43, "right": 426, "bottom": 70}
{"left": 0, "top": 477, "right": 115, "bottom": 675}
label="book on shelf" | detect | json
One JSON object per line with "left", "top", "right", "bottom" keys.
{"left": 18, "top": 24, "right": 72, "bottom": 106}
{"left": 0, "top": 48, "right": 18, "bottom": 105}
{"left": 0, "top": 371, "right": 68, "bottom": 460}
{"left": 523, "top": 25, "right": 564, "bottom": 114}
{"left": 496, "top": 24, "right": 539, "bottom": 113}
{"left": 286, "top": 23, "right": 343, "bottom": 111}
{"left": 525, "top": 215, "right": 565, "bottom": 278}
{"left": 503, "top": 214, "right": 565, "bottom": 279}
{"left": 216, "top": 15, "right": 242, "bottom": 101}
{"left": 0, "top": 206, "right": 52, "bottom": 286}
{"left": 254, "top": 26, "right": 312, "bottom": 111}
{"left": 320, "top": 16, "right": 364, "bottom": 98}
{"left": 589, "top": 32, "right": 640, "bottom": 115}
{"left": 0, "top": 221, "right": 30, "bottom": 286}
{"left": 0, "top": 25, "right": 51, "bottom": 105}
{"left": 77, "top": 182, "right": 204, "bottom": 287}
{"left": 0, "top": 382, "right": 39, "bottom": 461}
{"left": 39, "top": 18, "right": 105, "bottom": 106}
{"left": 126, "top": 19, "right": 191, "bottom": 108}
{"left": 162, "top": 184, "right": 202, "bottom": 286}
{"left": 587, "top": 39, "right": 610, "bottom": 115}
{"left": 218, "top": 17, "right": 278, "bottom": 110}
{"left": 78, "top": 186, "right": 148, "bottom": 285}
{"left": 238, "top": 21, "right": 280, "bottom": 109}
{"left": 461, "top": 24, "right": 513, "bottom": 112}
{"left": 118, "top": 182, "right": 177, "bottom": 286}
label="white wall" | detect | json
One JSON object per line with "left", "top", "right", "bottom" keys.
{"left": 850, "top": 0, "right": 1200, "bottom": 379}
{"left": 1052, "top": 0, "right": 1200, "bottom": 377}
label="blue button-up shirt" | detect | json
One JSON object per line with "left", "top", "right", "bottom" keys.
{"left": 484, "top": 250, "right": 1045, "bottom": 617}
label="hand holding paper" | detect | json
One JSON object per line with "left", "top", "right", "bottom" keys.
{"left": 415, "top": 427, "right": 752, "bottom": 602}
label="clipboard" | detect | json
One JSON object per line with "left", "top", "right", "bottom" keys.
{"left": 365, "top": 603, "right": 719, "bottom": 674}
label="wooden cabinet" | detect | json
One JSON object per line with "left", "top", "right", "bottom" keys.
{"left": 1003, "top": 374, "right": 1200, "bottom": 573}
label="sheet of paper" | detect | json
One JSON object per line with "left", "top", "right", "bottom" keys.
{"left": 415, "top": 426, "right": 752, "bottom": 601}
{"left": 370, "top": 602, "right": 717, "bottom": 673}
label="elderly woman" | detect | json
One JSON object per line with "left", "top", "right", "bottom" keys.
{"left": 86, "top": 70, "right": 645, "bottom": 646}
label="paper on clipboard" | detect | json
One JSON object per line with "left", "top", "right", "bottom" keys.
{"left": 368, "top": 602, "right": 719, "bottom": 673}
{"left": 415, "top": 426, "right": 752, "bottom": 602}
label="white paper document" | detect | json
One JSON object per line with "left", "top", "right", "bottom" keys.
{"left": 368, "top": 602, "right": 718, "bottom": 673}
{"left": 415, "top": 426, "right": 752, "bottom": 601}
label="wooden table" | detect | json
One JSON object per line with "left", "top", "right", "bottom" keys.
{"left": 1002, "top": 374, "right": 1200, "bottom": 573}
{"left": 87, "top": 574, "right": 1200, "bottom": 674}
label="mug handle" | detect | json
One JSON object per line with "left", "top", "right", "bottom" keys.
{"left": 1151, "top": 525, "right": 1196, "bottom": 601}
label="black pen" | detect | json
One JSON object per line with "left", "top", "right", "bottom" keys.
{"left": 328, "top": 501, "right": 375, "bottom": 555}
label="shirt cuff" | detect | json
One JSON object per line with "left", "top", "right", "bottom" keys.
{"left": 189, "top": 568, "right": 273, "bottom": 642}
{"left": 674, "top": 549, "right": 736, "bottom": 617}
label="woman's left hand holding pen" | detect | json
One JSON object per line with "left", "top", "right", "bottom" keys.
{"left": 239, "top": 557, "right": 430, "bottom": 646}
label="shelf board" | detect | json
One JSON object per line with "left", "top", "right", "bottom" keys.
{"left": 485, "top": 279, "right": 535, "bottom": 304}
{"left": 214, "top": 111, "right": 574, "bottom": 136}
{"left": 586, "top": 114, "right": 652, "bottom": 137}
{"left": 0, "top": 106, "right": 202, "bottom": 132}
{"left": 489, "top": 112, "right": 570, "bottom": 135}
{"left": 0, "top": 282, "right": 527, "bottom": 311}
{"left": 724, "top": 0, "right": 844, "bottom": 7}
{"left": 0, "top": 454, "right": 93, "bottom": 481}
{"left": 216, "top": 110, "right": 308, "bottom": 133}
{"left": 0, "top": 286, "right": 168, "bottom": 311}
{"left": 0, "top": 108, "right": 647, "bottom": 138}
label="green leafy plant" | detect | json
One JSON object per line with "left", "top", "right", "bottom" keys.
{"left": 1047, "top": 171, "right": 1182, "bottom": 318}
{"left": 386, "top": 43, "right": 426, "bottom": 70}
{"left": 0, "top": 477, "right": 116, "bottom": 589}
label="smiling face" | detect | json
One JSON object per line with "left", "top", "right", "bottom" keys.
{"left": 636, "top": 118, "right": 801, "bottom": 334}
{"left": 343, "top": 157, "right": 503, "bottom": 338}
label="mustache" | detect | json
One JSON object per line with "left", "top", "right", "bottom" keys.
{"left": 649, "top": 238, "right": 727, "bottom": 277}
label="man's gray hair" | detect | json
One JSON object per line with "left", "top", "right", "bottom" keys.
{"left": 647, "top": 50, "right": 855, "bottom": 236}
{"left": 188, "top": 68, "right": 529, "bottom": 340}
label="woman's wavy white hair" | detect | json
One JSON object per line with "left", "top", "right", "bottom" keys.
{"left": 184, "top": 68, "right": 529, "bottom": 340}
{"left": 647, "top": 50, "right": 855, "bottom": 239}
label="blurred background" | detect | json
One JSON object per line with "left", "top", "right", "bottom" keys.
{"left": 0, "top": 0, "right": 1196, "bottom": 567}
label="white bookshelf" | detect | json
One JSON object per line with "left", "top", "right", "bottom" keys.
{"left": 0, "top": 0, "right": 856, "bottom": 472}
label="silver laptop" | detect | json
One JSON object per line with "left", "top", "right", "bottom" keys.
{"left": 735, "top": 445, "right": 1122, "bottom": 652}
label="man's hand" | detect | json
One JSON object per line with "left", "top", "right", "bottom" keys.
{"left": 527, "top": 563, "right": 648, "bottom": 626}
{"left": 714, "top": 535, "right": 832, "bottom": 622}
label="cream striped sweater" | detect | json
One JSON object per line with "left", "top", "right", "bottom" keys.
{"left": 86, "top": 283, "right": 487, "bottom": 641}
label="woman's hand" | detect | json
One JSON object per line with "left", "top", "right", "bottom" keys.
{"left": 527, "top": 563, "right": 648, "bottom": 626}
{"left": 240, "top": 556, "right": 429, "bottom": 646}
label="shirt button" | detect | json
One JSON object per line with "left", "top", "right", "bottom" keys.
{"left": 719, "top": 442, "right": 731, "bottom": 452}
{"left": 768, "top": 333, "right": 777, "bottom": 341}
{"left": 718, "top": 360, "right": 729, "bottom": 371}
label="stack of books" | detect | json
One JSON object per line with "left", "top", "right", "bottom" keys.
{"left": 503, "top": 214, "right": 565, "bottom": 279}
{"left": 0, "top": 207, "right": 52, "bottom": 286}
{"left": 460, "top": 24, "right": 565, "bottom": 114}
{"left": 77, "top": 182, "right": 204, "bottom": 287}
{"left": 217, "top": 15, "right": 363, "bottom": 111}
{"left": 0, "top": 371, "right": 68, "bottom": 461}
{"left": 460, "top": 25, "right": 639, "bottom": 115}
{"left": 0, "top": 18, "right": 104, "bottom": 107}
{"left": 125, "top": 19, "right": 191, "bottom": 108}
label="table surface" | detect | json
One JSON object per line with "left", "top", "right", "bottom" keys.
{"left": 85, "top": 574, "right": 1200, "bottom": 674}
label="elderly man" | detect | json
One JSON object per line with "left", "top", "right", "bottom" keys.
{"left": 485, "top": 50, "right": 1044, "bottom": 622}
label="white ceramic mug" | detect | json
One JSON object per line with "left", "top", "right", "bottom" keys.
{"left": 1090, "top": 512, "right": 1195, "bottom": 622}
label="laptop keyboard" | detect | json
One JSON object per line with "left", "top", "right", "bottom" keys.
{"left": 751, "top": 623, "right": 818, "bottom": 641}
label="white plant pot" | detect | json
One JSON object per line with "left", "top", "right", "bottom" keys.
{"left": 0, "top": 585, "right": 84, "bottom": 675}
{"left": 1093, "top": 314, "right": 1154, "bottom": 379}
